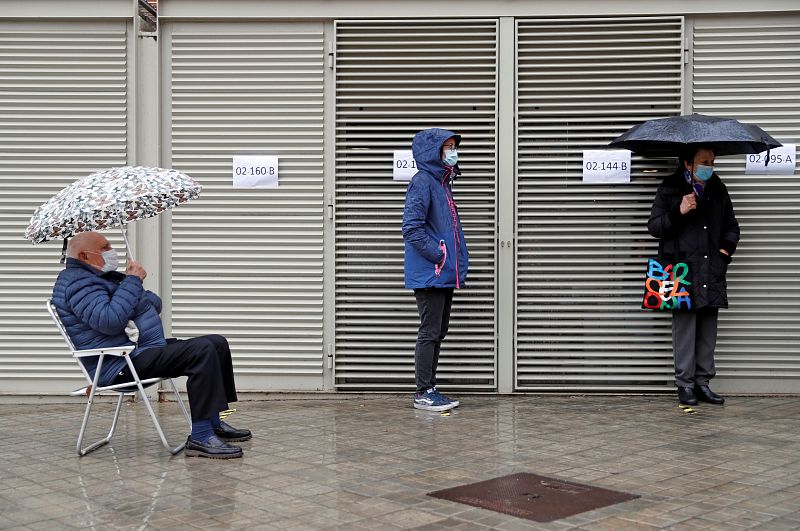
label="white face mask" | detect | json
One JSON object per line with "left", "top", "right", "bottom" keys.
{"left": 97, "top": 249, "right": 119, "bottom": 272}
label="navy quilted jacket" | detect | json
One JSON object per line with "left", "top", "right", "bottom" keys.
{"left": 52, "top": 258, "right": 167, "bottom": 386}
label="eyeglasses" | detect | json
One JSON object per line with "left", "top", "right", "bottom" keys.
{"left": 443, "top": 144, "right": 457, "bottom": 150}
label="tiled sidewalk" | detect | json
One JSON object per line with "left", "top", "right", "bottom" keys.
{"left": 1, "top": 395, "right": 799, "bottom": 530}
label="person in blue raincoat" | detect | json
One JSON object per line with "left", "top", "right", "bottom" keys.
{"left": 402, "top": 128, "right": 469, "bottom": 412}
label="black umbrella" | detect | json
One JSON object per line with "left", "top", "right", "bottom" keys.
{"left": 608, "top": 113, "right": 781, "bottom": 159}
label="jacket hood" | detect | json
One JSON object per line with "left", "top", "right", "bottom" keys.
{"left": 412, "top": 128, "right": 461, "bottom": 177}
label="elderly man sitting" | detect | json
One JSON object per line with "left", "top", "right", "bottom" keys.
{"left": 51, "top": 231, "right": 250, "bottom": 459}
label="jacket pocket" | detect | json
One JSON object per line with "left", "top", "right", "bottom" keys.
{"left": 434, "top": 240, "right": 447, "bottom": 277}
{"left": 710, "top": 252, "right": 729, "bottom": 280}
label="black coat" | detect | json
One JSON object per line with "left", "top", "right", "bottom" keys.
{"left": 648, "top": 168, "right": 740, "bottom": 309}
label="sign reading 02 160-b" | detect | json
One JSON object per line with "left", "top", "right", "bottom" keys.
{"left": 232, "top": 155, "right": 279, "bottom": 188}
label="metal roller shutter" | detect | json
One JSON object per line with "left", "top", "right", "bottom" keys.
{"left": 333, "top": 19, "right": 498, "bottom": 390}
{"left": 692, "top": 16, "right": 800, "bottom": 390}
{"left": 0, "top": 22, "right": 129, "bottom": 393}
{"left": 515, "top": 17, "right": 684, "bottom": 391}
{"left": 166, "top": 23, "right": 325, "bottom": 390}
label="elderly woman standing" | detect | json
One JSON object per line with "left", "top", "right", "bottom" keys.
{"left": 648, "top": 146, "right": 740, "bottom": 406}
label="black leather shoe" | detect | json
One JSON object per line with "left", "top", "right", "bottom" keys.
{"left": 677, "top": 386, "right": 698, "bottom": 405}
{"left": 694, "top": 385, "right": 725, "bottom": 404}
{"left": 213, "top": 421, "right": 252, "bottom": 442}
{"left": 185, "top": 435, "right": 243, "bottom": 459}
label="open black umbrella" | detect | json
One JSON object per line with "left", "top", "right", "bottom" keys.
{"left": 608, "top": 113, "right": 781, "bottom": 159}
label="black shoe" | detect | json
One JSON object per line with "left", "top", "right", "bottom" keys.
{"left": 694, "top": 385, "right": 725, "bottom": 405}
{"left": 213, "top": 420, "right": 252, "bottom": 442}
{"left": 185, "top": 435, "right": 243, "bottom": 459}
{"left": 677, "top": 386, "right": 698, "bottom": 405}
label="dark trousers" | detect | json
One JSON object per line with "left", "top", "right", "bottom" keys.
{"left": 414, "top": 288, "right": 454, "bottom": 392}
{"left": 672, "top": 308, "right": 719, "bottom": 388}
{"left": 114, "top": 335, "right": 238, "bottom": 422}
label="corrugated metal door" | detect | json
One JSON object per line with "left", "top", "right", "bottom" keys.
{"left": 333, "top": 20, "right": 498, "bottom": 390}
{"left": 515, "top": 17, "right": 685, "bottom": 391}
{"left": 692, "top": 16, "right": 800, "bottom": 391}
{"left": 165, "top": 22, "right": 325, "bottom": 390}
{"left": 0, "top": 21, "right": 129, "bottom": 393}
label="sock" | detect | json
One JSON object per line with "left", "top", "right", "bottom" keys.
{"left": 210, "top": 414, "right": 221, "bottom": 429}
{"left": 190, "top": 419, "right": 214, "bottom": 443}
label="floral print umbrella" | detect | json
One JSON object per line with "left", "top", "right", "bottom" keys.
{"left": 24, "top": 166, "right": 201, "bottom": 251}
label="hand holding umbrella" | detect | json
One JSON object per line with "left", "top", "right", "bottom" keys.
{"left": 125, "top": 258, "right": 148, "bottom": 280}
{"left": 680, "top": 192, "right": 697, "bottom": 214}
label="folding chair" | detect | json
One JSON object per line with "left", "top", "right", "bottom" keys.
{"left": 46, "top": 298, "right": 191, "bottom": 456}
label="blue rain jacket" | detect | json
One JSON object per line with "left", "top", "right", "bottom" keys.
{"left": 402, "top": 128, "right": 469, "bottom": 289}
{"left": 52, "top": 258, "right": 167, "bottom": 386}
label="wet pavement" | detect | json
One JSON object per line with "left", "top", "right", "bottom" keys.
{"left": 1, "top": 395, "right": 799, "bottom": 530}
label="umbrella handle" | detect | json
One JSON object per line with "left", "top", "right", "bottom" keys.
{"left": 119, "top": 221, "right": 135, "bottom": 262}
{"left": 759, "top": 134, "right": 771, "bottom": 167}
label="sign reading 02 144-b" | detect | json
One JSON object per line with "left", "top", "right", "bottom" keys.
{"left": 582, "top": 150, "right": 632, "bottom": 184}
{"left": 232, "top": 155, "right": 279, "bottom": 188}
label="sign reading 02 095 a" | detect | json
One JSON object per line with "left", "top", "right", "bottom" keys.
{"left": 232, "top": 155, "right": 279, "bottom": 188}
{"left": 745, "top": 144, "right": 796, "bottom": 175}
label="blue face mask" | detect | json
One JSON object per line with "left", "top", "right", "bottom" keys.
{"left": 695, "top": 164, "right": 714, "bottom": 181}
{"left": 443, "top": 149, "right": 458, "bottom": 167}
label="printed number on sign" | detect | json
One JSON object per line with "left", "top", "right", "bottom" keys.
{"left": 748, "top": 153, "right": 793, "bottom": 165}
{"left": 585, "top": 161, "right": 628, "bottom": 171}
{"left": 395, "top": 160, "right": 417, "bottom": 170}
{"left": 582, "top": 149, "right": 631, "bottom": 183}
{"left": 232, "top": 155, "right": 279, "bottom": 188}
{"left": 235, "top": 166, "right": 276, "bottom": 176}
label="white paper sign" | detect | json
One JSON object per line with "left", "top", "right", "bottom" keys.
{"left": 745, "top": 144, "right": 796, "bottom": 175}
{"left": 582, "top": 150, "right": 631, "bottom": 183}
{"left": 232, "top": 155, "right": 279, "bottom": 188}
{"left": 393, "top": 150, "right": 418, "bottom": 181}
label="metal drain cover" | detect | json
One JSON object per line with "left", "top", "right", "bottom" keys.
{"left": 429, "top": 472, "right": 638, "bottom": 522}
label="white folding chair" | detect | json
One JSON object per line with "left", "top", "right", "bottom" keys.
{"left": 46, "top": 298, "right": 191, "bottom": 456}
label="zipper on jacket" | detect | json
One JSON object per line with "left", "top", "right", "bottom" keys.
{"left": 441, "top": 172, "right": 460, "bottom": 289}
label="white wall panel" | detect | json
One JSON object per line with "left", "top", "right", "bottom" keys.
{"left": 165, "top": 22, "right": 325, "bottom": 390}
{"left": 0, "top": 22, "right": 129, "bottom": 393}
{"left": 692, "top": 16, "right": 800, "bottom": 391}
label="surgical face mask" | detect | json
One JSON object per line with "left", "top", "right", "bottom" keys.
{"left": 695, "top": 164, "right": 714, "bottom": 182}
{"left": 90, "top": 249, "right": 119, "bottom": 272}
{"left": 443, "top": 148, "right": 458, "bottom": 166}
